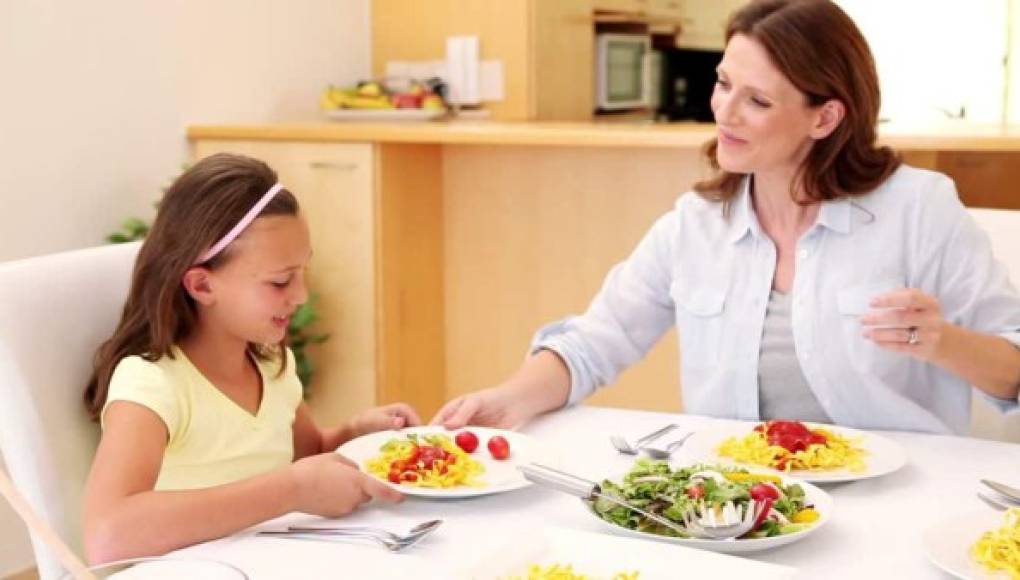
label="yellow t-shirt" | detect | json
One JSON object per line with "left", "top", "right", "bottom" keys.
{"left": 102, "top": 346, "right": 303, "bottom": 491}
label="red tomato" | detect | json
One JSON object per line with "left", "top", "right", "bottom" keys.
{"left": 487, "top": 435, "right": 511, "bottom": 460}
{"left": 400, "top": 471, "right": 419, "bottom": 482}
{"left": 418, "top": 446, "right": 444, "bottom": 469}
{"left": 455, "top": 430, "right": 480, "bottom": 453}
{"left": 387, "top": 469, "right": 401, "bottom": 483}
{"left": 759, "top": 420, "right": 826, "bottom": 453}
{"left": 749, "top": 483, "right": 781, "bottom": 501}
{"left": 685, "top": 485, "right": 705, "bottom": 500}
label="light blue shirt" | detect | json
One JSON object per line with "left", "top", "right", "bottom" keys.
{"left": 533, "top": 165, "right": 1020, "bottom": 434}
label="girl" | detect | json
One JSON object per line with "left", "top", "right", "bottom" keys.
{"left": 83, "top": 153, "right": 419, "bottom": 564}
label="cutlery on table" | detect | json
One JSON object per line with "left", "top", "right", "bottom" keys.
{"left": 257, "top": 519, "right": 442, "bottom": 552}
{"left": 977, "top": 491, "right": 1011, "bottom": 512}
{"left": 980, "top": 479, "right": 1020, "bottom": 504}
{"left": 609, "top": 423, "right": 679, "bottom": 455}
{"left": 642, "top": 432, "right": 694, "bottom": 459}
{"left": 518, "top": 463, "right": 687, "bottom": 534}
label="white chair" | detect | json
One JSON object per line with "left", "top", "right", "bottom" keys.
{"left": 967, "top": 208, "right": 1020, "bottom": 443}
{"left": 0, "top": 242, "right": 140, "bottom": 580}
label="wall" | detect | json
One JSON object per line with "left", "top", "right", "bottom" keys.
{"left": 0, "top": 0, "right": 371, "bottom": 576}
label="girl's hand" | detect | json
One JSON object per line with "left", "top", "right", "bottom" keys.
{"left": 290, "top": 454, "right": 402, "bottom": 518}
{"left": 348, "top": 402, "right": 421, "bottom": 439}
{"left": 861, "top": 288, "right": 947, "bottom": 361}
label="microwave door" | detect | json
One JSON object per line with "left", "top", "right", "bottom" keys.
{"left": 598, "top": 35, "right": 650, "bottom": 110}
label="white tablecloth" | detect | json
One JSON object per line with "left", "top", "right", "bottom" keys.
{"left": 154, "top": 405, "right": 1020, "bottom": 579}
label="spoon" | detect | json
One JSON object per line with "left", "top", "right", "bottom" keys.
{"left": 642, "top": 432, "right": 694, "bottom": 459}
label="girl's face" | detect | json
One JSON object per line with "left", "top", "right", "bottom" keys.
{"left": 710, "top": 34, "right": 833, "bottom": 178}
{"left": 201, "top": 215, "right": 312, "bottom": 345}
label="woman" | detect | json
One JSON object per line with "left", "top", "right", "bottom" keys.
{"left": 432, "top": 0, "right": 1020, "bottom": 435}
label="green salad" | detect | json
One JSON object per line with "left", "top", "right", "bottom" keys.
{"left": 591, "top": 460, "right": 820, "bottom": 539}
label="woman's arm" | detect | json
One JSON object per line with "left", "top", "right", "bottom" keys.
{"left": 85, "top": 401, "right": 400, "bottom": 564}
{"left": 864, "top": 289, "right": 1020, "bottom": 400}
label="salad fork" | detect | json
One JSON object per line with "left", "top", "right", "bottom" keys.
{"left": 610, "top": 423, "right": 678, "bottom": 455}
{"left": 642, "top": 432, "right": 694, "bottom": 459}
{"left": 681, "top": 500, "right": 768, "bottom": 540}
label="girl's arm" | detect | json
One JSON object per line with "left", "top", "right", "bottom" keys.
{"left": 85, "top": 401, "right": 400, "bottom": 564}
{"left": 292, "top": 402, "right": 422, "bottom": 459}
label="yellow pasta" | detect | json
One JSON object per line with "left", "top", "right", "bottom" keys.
{"left": 717, "top": 427, "right": 867, "bottom": 472}
{"left": 972, "top": 508, "right": 1020, "bottom": 579}
{"left": 507, "top": 563, "right": 640, "bottom": 580}
{"left": 366, "top": 433, "right": 486, "bottom": 489}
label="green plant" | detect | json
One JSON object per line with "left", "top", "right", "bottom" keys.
{"left": 105, "top": 208, "right": 329, "bottom": 394}
{"left": 287, "top": 293, "right": 331, "bottom": 391}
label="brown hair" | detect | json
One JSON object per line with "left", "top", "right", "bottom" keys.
{"left": 85, "top": 153, "right": 300, "bottom": 420}
{"left": 694, "top": 0, "right": 900, "bottom": 203}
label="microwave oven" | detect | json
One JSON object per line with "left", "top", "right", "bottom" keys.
{"left": 596, "top": 33, "right": 651, "bottom": 111}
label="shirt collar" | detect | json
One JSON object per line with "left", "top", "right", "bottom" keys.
{"left": 727, "top": 175, "right": 855, "bottom": 242}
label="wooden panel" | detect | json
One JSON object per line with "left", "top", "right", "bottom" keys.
{"left": 371, "top": 0, "right": 532, "bottom": 121}
{"left": 191, "top": 141, "right": 377, "bottom": 427}
{"left": 375, "top": 144, "right": 447, "bottom": 419}
{"left": 531, "top": 0, "right": 596, "bottom": 120}
{"left": 934, "top": 151, "right": 1020, "bottom": 209}
{"left": 442, "top": 145, "right": 709, "bottom": 413}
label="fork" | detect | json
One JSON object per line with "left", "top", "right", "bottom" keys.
{"left": 680, "top": 500, "right": 767, "bottom": 540}
{"left": 257, "top": 520, "right": 441, "bottom": 552}
{"left": 610, "top": 423, "right": 679, "bottom": 455}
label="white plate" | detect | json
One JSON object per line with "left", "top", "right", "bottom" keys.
{"left": 336, "top": 426, "right": 556, "bottom": 499}
{"left": 454, "top": 526, "right": 797, "bottom": 579}
{"left": 923, "top": 510, "right": 1017, "bottom": 579}
{"left": 682, "top": 422, "right": 907, "bottom": 483}
{"left": 323, "top": 108, "right": 444, "bottom": 121}
{"left": 583, "top": 471, "right": 833, "bottom": 554}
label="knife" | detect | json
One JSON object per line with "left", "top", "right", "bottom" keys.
{"left": 980, "top": 479, "right": 1020, "bottom": 505}
{"left": 518, "top": 463, "right": 687, "bottom": 534}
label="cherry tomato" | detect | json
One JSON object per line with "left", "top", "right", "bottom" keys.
{"left": 749, "top": 483, "right": 781, "bottom": 501}
{"left": 487, "top": 435, "right": 511, "bottom": 460}
{"left": 455, "top": 430, "right": 480, "bottom": 453}
{"left": 685, "top": 484, "right": 705, "bottom": 500}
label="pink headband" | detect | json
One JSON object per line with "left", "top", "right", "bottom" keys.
{"left": 194, "top": 183, "right": 284, "bottom": 265}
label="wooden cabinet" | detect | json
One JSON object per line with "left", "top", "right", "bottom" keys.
{"left": 673, "top": 0, "right": 746, "bottom": 50}
{"left": 372, "top": 0, "right": 593, "bottom": 121}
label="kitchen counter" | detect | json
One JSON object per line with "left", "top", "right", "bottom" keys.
{"left": 188, "top": 120, "right": 1020, "bottom": 151}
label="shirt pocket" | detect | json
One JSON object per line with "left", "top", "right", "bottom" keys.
{"left": 671, "top": 280, "right": 727, "bottom": 367}
{"left": 835, "top": 276, "right": 908, "bottom": 378}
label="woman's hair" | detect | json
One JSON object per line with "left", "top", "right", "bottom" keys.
{"left": 85, "top": 153, "right": 300, "bottom": 420}
{"left": 694, "top": 0, "right": 901, "bottom": 203}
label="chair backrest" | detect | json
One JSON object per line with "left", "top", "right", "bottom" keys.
{"left": 0, "top": 242, "right": 140, "bottom": 579}
{"left": 967, "top": 208, "right": 1020, "bottom": 442}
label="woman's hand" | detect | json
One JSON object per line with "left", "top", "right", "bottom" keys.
{"left": 861, "top": 288, "right": 946, "bottom": 361}
{"left": 347, "top": 402, "right": 422, "bottom": 439}
{"left": 289, "top": 453, "right": 402, "bottom": 518}
{"left": 429, "top": 385, "right": 527, "bottom": 430}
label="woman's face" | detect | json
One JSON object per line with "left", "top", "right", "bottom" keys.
{"left": 710, "top": 34, "right": 829, "bottom": 176}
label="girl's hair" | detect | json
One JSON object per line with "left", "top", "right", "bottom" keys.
{"left": 85, "top": 153, "right": 300, "bottom": 420}
{"left": 694, "top": 0, "right": 901, "bottom": 203}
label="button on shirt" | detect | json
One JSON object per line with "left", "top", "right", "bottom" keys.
{"left": 532, "top": 165, "right": 1020, "bottom": 434}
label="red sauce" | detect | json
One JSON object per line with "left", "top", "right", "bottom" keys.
{"left": 753, "top": 420, "right": 827, "bottom": 454}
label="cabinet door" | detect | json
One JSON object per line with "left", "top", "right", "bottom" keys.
{"left": 593, "top": 0, "right": 649, "bottom": 14}
{"left": 191, "top": 141, "right": 376, "bottom": 427}
{"left": 676, "top": 0, "right": 745, "bottom": 50}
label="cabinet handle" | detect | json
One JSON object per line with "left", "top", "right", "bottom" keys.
{"left": 309, "top": 161, "right": 358, "bottom": 171}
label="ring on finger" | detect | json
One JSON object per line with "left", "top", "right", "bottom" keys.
{"left": 907, "top": 326, "right": 920, "bottom": 345}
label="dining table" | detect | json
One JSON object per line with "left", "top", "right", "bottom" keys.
{"left": 147, "top": 405, "right": 1020, "bottom": 579}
